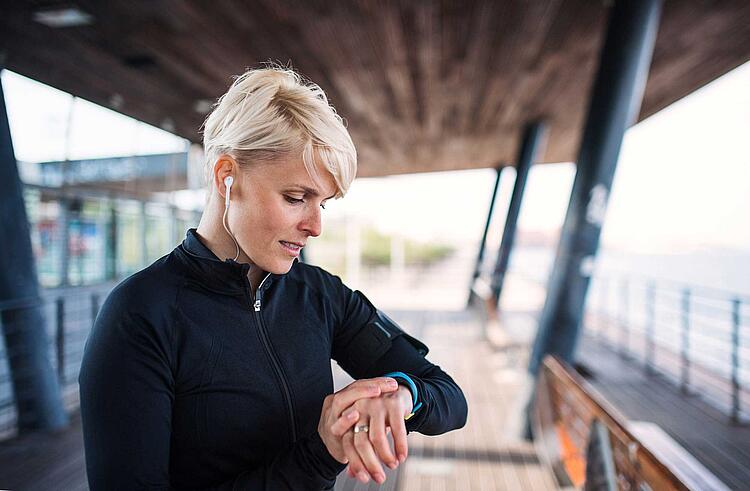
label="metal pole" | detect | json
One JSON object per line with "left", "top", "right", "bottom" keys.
{"left": 140, "top": 201, "right": 148, "bottom": 267}
{"left": 106, "top": 199, "right": 118, "bottom": 280}
{"left": 528, "top": 0, "right": 662, "bottom": 377}
{"left": 620, "top": 278, "right": 629, "bottom": 358}
{"left": 56, "top": 298, "right": 65, "bottom": 384}
{"left": 467, "top": 166, "right": 504, "bottom": 306}
{"left": 645, "top": 281, "right": 655, "bottom": 374}
{"left": 491, "top": 122, "right": 547, "bottom": 306}
{"left": 731, "top": 298, "right": 741, "bottom": 423}
{"left": 681, "top": 288, "right": 691, "bottom": 394}
{"left": 600, "top": 277, "right": 609, "bottom": 342}
{"left": 0, "top": 68, "right": 68, "bottom": 431}
{"left": 58, "top": 197, "right": 70, "bottom": 287}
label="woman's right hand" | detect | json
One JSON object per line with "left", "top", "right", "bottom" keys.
{"left": 318, "top": 377, "right": 400, "bottom": 464}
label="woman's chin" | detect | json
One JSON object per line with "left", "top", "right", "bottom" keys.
{"left": 265, "top": 257, "right": 296, "bottom": 275}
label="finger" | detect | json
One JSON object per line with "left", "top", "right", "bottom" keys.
{"left": 389, "top": 406, "right": 409, "bottom": 464}
{"left": 350, "top": 377, "right": 400, "bottom": 392}
{"left": 330, "top": 409, "right": 359, "bottom": 437}
{"left": 331, "top": 379, "right": 396, "bottom": 416}
{"left": 354, "top": 426, "right": 386, "bottom": 484}
{"left": 331, "top": 385, "right": 379, "bottom": 416}
{"left": 370, "top": 377, "right": 400, "bottom": 392}
{"left": 369, "top": 411, "right": 397, "bottom": 469}
{"left": 343, "top": 431, "right": 369, "bottom": 484}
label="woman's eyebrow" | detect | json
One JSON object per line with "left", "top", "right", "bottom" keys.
{"left": 288, "top": 184, "right": 336, "bottom": 200}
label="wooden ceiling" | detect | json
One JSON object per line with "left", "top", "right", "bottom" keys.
{"left": 2, "top": 1, "right": 749, "bottom": 177}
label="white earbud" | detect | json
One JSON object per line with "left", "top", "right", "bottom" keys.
{"left": 222, "top": 175, "right": 240, "bottom": 261}
{"left": 224, "top": 175, "right": 234, "bottom": 208}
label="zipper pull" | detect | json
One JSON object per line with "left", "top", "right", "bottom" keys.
{"left": 254, "top": 299, "right": 261, "bottom": 312}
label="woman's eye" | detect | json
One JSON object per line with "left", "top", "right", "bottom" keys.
{"left": 284, "top": 195, "right": 304, "bottom": 204}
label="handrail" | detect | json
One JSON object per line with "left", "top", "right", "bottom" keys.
{"left": 492, "top": 264, "right": 749, "bottom": 423}
{"left": 584, "top": 272, "right": 749, "bottom": 423}
{"left": 534, "top": 355, "right": 729, "bottom": 490}
{"left": 535, "top": 355, "right": 689, "bottom": 490}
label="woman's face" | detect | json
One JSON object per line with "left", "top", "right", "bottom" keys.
{"left": 227, "top": 155, "right": 337, "bottom": 274}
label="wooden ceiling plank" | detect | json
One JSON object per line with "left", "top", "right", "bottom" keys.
{"left": 375, "top": 5, "right": 417, "bottom": 127}
{"left": 2, "top": 0, "right": 749, "bottom": 176}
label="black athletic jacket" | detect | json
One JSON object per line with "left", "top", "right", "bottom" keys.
{"left": 78, "top": 229, "right": 467, "bottom": 490}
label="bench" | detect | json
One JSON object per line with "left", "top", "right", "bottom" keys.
{"left": 533, "top": 355, "right": 729, "bottom": 490}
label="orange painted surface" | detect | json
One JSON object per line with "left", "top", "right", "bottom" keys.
{"left": 556, "top": 423, "right": 586, "bottom": 487}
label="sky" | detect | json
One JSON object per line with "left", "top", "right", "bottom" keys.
{"left": 2, "top": 60, "right": 749, "bottom": 255}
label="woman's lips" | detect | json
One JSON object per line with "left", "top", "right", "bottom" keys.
{"left": 279, "top": 241, "right": 302, "bottom": 255}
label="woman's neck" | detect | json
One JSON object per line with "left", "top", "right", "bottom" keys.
{"left": 195, "top": 201, "right": 267, "bottom": 292}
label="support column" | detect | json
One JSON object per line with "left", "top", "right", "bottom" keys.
{"left": 169, "top": 205, "right": 179, "bottom": 247}
{"left": 491, "top": 122, "right": 547, "bottom": 306}
{"left": 0, "top": 69, "right": 68, "bottom": 431}
{"left": 528, "top": 0, "right": 662, "bottom": 376}
{"left": 105, "top": 199, "right": 118, "bottom": 280}
{"left": 467, "top": 166, "right": 504, "bottom": 307}
{"left": 140, "top": 201, "right": 148, "bottom": 267}
{"left": 57, "top": 197, "right": 70, "bottom": 287}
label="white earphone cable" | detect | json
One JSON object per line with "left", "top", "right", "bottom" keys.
{"left": 222, "top": 204, "right": 241, "bottom": 262}
{"left": 222, "top": 176, "right": 240, "bottom": 262}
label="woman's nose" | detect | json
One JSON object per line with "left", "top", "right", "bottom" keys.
{"left": 299, "top": 205, "right": 322, "bottom": 237}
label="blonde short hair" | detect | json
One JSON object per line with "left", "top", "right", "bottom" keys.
{"left": 200, "top": 65, "right": 357, "bottom": 198}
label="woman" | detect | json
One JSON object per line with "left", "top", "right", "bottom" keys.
{"left": 79, "top": 66, "right": 467, "bottom": 490}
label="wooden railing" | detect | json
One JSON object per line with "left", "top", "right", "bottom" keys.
{"left": 533, "top": 355, "right": 728, "bottom": 490}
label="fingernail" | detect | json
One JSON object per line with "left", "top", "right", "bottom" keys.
{"left": 398, "top": 454, "right": 406, "bottom": 463}
{"left": 357, "top": 471, "right": 370, "bottom": 483}
{"left": 375, "top": 473, "right": 385, "bottom": 484}
{"left": 387, "top": 461, "right": 397, "bottom": 469}
{"left": 387, "top": 379, "right": 398, "bottom": 386}
{"left": 346, "top": 410, "right": 357, "bottom": 419}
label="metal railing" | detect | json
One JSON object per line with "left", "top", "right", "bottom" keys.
{"left": 0, "top": 281, "right": 117, "bottom": 439}
{"left": 585, "top": 274, "right": 750, "bottom": 424}
{"left": 492, "top": 254, "right": 750, "bottom": 425}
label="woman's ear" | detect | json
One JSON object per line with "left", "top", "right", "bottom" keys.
{"left": 213, "top": 155, "right": 237, "bottom": 201}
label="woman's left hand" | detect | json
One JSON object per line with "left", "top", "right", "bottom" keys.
{"left": 339, "top": 386, "right": 413, "bottom": 484}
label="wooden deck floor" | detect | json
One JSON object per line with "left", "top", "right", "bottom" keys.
{"left": 577, "top": 334, "right": 750, "bottom": 490}
{"left": 0, "top": 308, "right": 556, "bottom": 491}
{"left": 334, "top": 309, "right": 557, "bottom": 491}
{"left": 0, "top": 408, "right": 87, "bottom": 490}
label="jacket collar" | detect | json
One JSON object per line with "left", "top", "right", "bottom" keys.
{"left": 177, "top": 228, "right": 276, "bottom": 296}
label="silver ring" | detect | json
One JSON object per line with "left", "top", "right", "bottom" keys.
{"left": 353, "top": 424, "right": 369, "bottom": 434}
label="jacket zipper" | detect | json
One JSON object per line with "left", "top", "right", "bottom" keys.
{"left": 249, "top": 274, "right": 298, "bottom": 443}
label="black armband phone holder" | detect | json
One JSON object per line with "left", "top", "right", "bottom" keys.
{"left": 344, "top": 293, "right": 429, "bottom": 371}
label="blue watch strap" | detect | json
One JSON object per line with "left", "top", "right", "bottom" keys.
{"left": 384, "top": 371, "right": 423, "bottom": 419}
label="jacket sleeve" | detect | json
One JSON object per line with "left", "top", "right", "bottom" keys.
{"left": 330, "top": 279, "right": 468, "bottom": 435}
{"left": 79, "top": 287, "right": 345, "bottom": 491}
{"left": 79, "top": 286, "right": 175, "bottom": 490}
